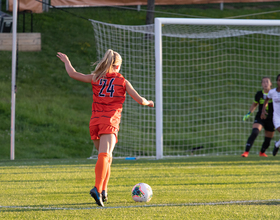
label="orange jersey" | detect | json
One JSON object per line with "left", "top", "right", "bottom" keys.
{"left": 89, "top": 72, "right": 126, "bottom": 130}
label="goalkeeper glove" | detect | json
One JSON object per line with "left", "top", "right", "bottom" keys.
{"left": 243, "top": 111, "right": 251, "bottom": 121}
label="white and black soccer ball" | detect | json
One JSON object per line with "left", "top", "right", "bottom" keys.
{"left": 131, "top": 183, "right": 153, "bottom": 202}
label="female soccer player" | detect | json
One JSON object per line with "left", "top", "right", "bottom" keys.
{"left": 261, "top": 74, "right": 280, "bottom": 157}
{"left": 241, "top": 77, "right": 274, "bottom": 157}
{"left": 57, "top": 50, "right": 154, "bottom": 207}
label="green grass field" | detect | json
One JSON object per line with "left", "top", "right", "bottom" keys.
{"left": 1, "top": 156, "right": 280, "bottom": 219}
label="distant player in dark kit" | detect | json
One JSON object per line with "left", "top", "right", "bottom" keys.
{"left": 242, "top": 77, "right": 274, "bottom": 157}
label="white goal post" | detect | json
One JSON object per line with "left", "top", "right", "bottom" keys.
{"left": 90, "top": 18, "right": 280, "bottom": 159}
{"left": 155, "top": 18, "right": 280, "bottom": 159}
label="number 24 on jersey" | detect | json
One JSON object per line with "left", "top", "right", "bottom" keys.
{"left": 98, "top": 78, "right": 115, "bottom": 97}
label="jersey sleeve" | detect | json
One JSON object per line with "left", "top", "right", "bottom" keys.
{"left": 267, "top": 89, "right": 273, "bottom": 99}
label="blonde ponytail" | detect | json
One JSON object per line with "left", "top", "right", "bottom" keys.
{"left": 92, "top": 49, "right": 122, "bottom": 82}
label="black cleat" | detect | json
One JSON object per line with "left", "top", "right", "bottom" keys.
{"left": 90, "top": 187, "right": 104, "bottom": 207}
{"left": 102, "top": 190, "right": 108, "bottom": 203}
{"left": 273, "top": 141, "right": 279, "bottom": 156}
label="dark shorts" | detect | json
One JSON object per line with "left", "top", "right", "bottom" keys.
{"left": 254, "top": 116, "right": 275, "bottom": 132}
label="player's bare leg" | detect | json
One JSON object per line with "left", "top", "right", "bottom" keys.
{"left": 98, "top": 134, "right": 115, "bottom": 202}
{"left": 98, "top": 134, "right": 116, "bottom": 154}
{"left": 93, "top": 139, "right": 100, "bottom": 151}
{"left": 90, "top": 134, "right": 116, "bottom": 206}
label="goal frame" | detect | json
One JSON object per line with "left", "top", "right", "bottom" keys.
{"left": 154, "top": 18, "right": 280, "bottom": 159}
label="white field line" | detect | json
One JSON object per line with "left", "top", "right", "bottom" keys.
{"left": 1, "top": 199, "right": 280, "bottom": 210}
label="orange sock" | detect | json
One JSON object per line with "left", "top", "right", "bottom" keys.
{"left": 95, "top": 152, "right": 110, "bottom": 193}
{"left": 102, "top": 155, "right": 113, "bottom": 192}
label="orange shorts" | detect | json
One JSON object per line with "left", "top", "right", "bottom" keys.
{"left": 89, "top": 124, "right": 118, "bottom": 143}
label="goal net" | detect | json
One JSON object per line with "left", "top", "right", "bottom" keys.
{"left": 89, "top": 18, "right": 280, "bottom": 159}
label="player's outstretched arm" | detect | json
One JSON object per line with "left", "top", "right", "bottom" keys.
{"left": 261, "top": 98, "right": 270, "bottom": 119}
{"left": 125, "top": 80, "right": 154, "bottom": 107}
{"left": 57, "top": 52, "right": 92, "bottom": 83}
{"left": 243, "top": 102, "right": 258, "bottom": 121}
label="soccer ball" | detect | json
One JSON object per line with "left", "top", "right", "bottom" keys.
{"left": 131, "top": 183, "right": 153, "bottom": 202}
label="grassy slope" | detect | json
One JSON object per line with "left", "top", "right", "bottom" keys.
{"left": 1, "top": 3, "right": 280, "bottom": 159}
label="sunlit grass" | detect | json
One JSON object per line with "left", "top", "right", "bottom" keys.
{"left": 1, "top": 156, "right": 280, "bottom": 219}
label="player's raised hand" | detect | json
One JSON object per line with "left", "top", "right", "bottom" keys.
{"left": 243, "top": 112, "right": 251, "bottom": 121}
{"left": 57, "top": 52, "right": 70, "bottom": 63}
{"left": 147, "top": 101, "right": 154, "bottom": 107}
